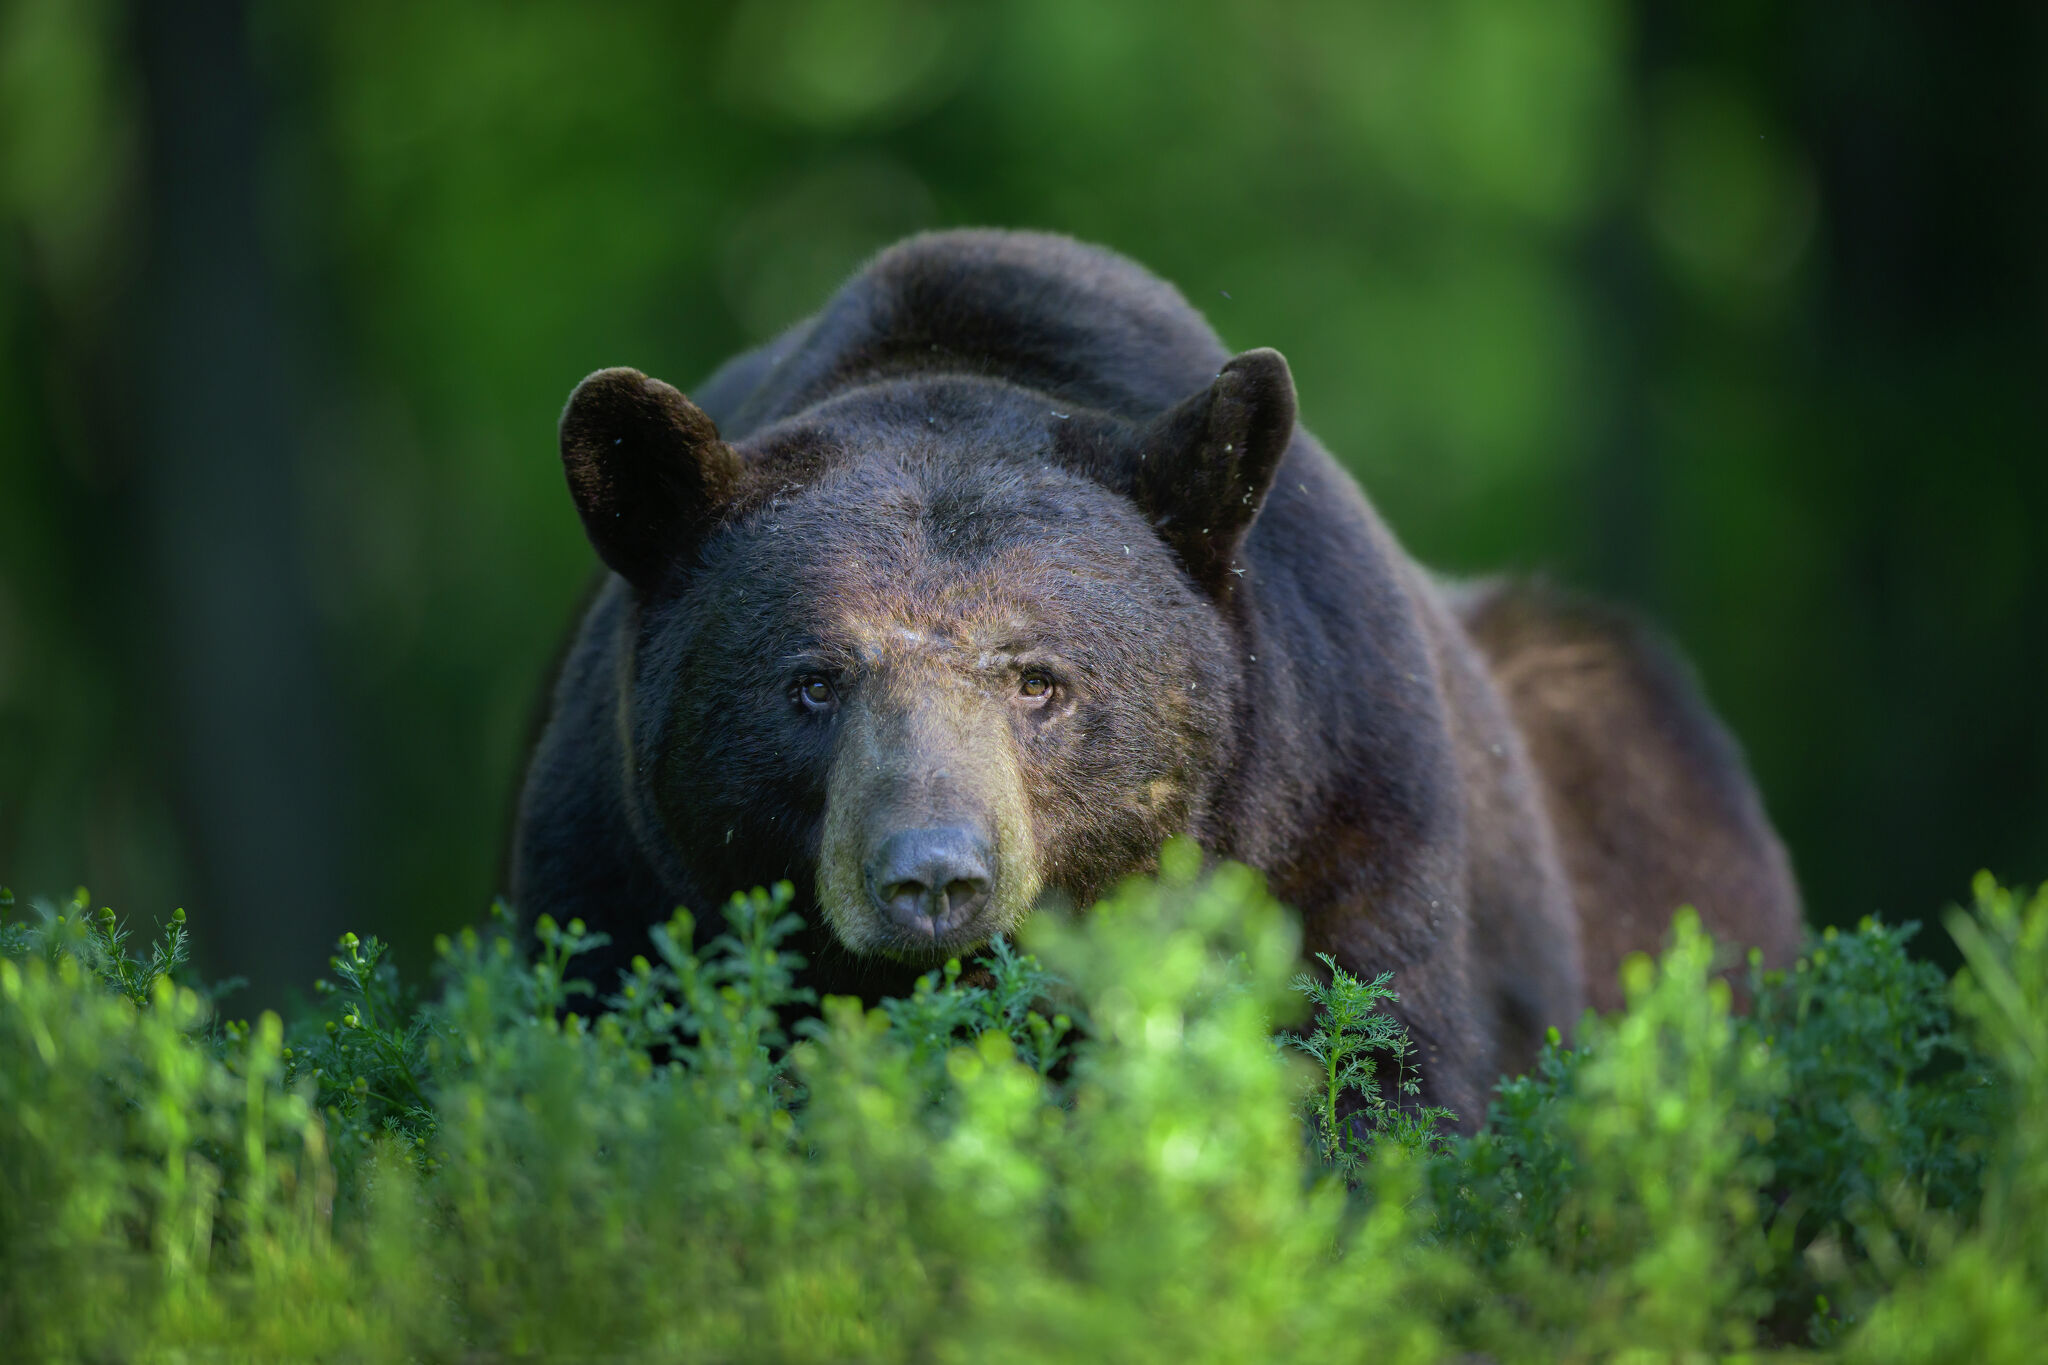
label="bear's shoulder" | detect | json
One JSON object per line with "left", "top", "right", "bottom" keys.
{"left": 719, "top": 230, "right": 1235, "bottom": 436}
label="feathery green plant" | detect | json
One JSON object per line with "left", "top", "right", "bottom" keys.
{"left": 1288, "top": 952, "right": 1456, "bottom": 1170}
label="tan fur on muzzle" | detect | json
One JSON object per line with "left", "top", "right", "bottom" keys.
{"left": 817, "top": 672, "right": 1041, "bottom": 959}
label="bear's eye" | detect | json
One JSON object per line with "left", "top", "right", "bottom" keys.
{"left": 795, "top": 676, "right": 836, "bottom": 712}
{"left": 1018, "top": 671, "right": 1054, "bottom": 702}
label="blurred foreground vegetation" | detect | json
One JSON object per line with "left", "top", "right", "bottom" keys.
{"left": 5, "top": 853, "right": 2044, "bottom": 1361}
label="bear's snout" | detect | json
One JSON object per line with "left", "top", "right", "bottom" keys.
{"left": 815, "top": 674, "right": 1042, "bottom": 961}
{"left": 863, "top": 824, "right": 995, "bottom": 942}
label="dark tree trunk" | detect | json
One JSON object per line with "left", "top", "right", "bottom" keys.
{"left": 127, "top": 0, "right": 351, "bottom": 1000}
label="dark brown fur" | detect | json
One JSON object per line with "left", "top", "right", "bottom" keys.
{"left": 1452, "top": 579, "right": 1803, "bottom": 1011}
{"left": 512, "top": 230, "right": 1802, "bottom": 1124}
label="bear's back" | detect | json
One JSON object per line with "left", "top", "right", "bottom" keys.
{"left": 708, "top": 230, "right": 1238, "bottom": 438}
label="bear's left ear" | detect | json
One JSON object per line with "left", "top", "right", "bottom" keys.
{"left": 559, "top": 367, "right": 744, "bottom": 592}
{"left": 1126, "top": 348, "right": 1297, "bottom": 597}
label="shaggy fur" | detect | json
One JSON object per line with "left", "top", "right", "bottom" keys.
{"left": 511, "top": 230, "right": 1801, "bottom": 1120}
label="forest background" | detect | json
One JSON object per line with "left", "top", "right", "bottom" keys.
{"left": 2, "top": 0, "right": 2042, "bottom": 1004}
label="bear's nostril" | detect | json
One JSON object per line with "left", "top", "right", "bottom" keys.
{"left": 864, "top": 826, "right": 996, "bottom": 938}
{"left": 880, "top": 879, "right": 929, "bottom": 914}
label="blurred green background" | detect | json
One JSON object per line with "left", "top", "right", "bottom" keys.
{"left": 2, "top": 0, "right": 2042, "bottom": 1000}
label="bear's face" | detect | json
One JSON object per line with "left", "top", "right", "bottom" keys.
{"left": 556, "top": 358, "right": 1296, "bottom": 962}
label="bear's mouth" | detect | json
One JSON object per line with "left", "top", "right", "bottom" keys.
{"left": 840, "top": 881, "right": 1009, "bottom": 963}
{"left": 868, "top": 883, "right": 984, "bottom": 944}
{"left": 870, "top": 920, "right": 996, "bottom": 963}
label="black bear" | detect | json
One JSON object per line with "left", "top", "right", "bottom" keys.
{"left": 511, "top": 230, "right": 1801, "bottom": 1119}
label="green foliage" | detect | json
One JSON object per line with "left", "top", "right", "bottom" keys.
{"left": 1432, "top": 912, "right": 1785, "bottom": 1354}
{"left": 283, "top": 923, "right": 437, "bottom": 1183}
{"left": 2, "top": 867, "right": 2043, "bottom": 1361}
{"left": 877, "top": 931, "right": 1077, "bottom": 1089}
{"left": 2, "top": 885, "right": 196, "bottom": 1010}
{"left": 1847, "top": 876, "right": 2048, "bottom": 1363}
{"left": 1288, "top": 952, "right": 1456, "bottom": 1170}
{"left": 1749, "top": 915, "right": 1999, "bottom": 1341}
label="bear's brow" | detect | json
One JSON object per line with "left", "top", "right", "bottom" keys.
{"left": 793, "top": 614, "right": 1053, "bottom": 667}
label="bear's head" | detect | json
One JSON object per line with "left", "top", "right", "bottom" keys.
{"left": 556, "top": 353, "right": 1294, "bottom": 964}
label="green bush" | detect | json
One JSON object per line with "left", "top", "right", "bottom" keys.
{"left": 2, "top": 863, "right": 2042, "bottom": 1362}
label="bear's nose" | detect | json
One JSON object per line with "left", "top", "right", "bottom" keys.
{"left": 864, "top": 826, "right": 994, "bottom": 939}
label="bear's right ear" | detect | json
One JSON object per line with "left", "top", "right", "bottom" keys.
{"left": 559, "top": 367, "right": 744, "bottom": 592}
